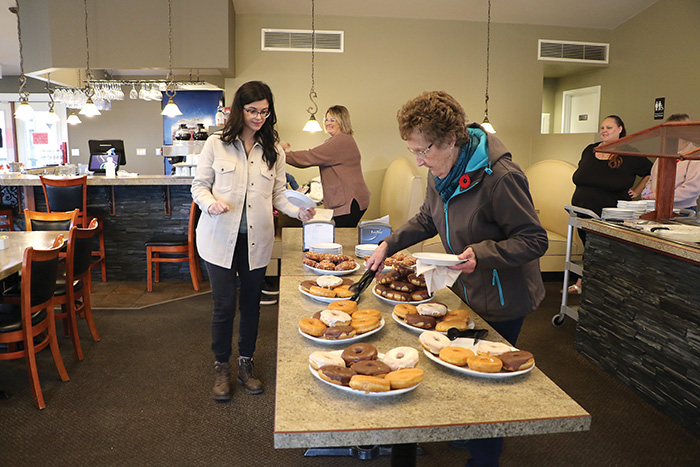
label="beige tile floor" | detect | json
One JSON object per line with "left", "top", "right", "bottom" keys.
{"left": 90, "top": 280, "right": 211, "bottom": 309}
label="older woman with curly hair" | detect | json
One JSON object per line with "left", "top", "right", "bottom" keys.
{"left": 367, "top": 91, "right": 548, "bottom": 467}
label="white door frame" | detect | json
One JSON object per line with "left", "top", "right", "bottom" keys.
{"left": 562, "top": 85, "right": 601, "bottom": 134}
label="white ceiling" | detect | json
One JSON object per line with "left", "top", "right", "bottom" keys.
{"left": 0, "top": 0, "right": 659, "bottom": 78}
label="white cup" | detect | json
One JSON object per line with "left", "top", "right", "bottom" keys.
{"left": 0, "top": 235, "right": 8, "bottom": 250}
{"left": 78, "top": 163, "right": 88, "bottom": 175}
{"left": 175, "top": 166, "right": 183, "bottom": 176}
{"left": 182, "top": 167, "right": 191, "bottom": 177}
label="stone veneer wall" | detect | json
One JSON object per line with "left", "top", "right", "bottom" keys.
{"left": 576, "top": 232, "right": 700, "bottom": 437}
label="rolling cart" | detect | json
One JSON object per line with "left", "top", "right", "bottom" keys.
{"left": 552, "top": 205, "right": 598, "bottom": 327}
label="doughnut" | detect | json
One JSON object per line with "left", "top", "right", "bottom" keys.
{"left": 349, "top": 375, "right": 391, "bottom": 393}
{"left": 405, "top": 313, "right": 436, "bottom": 329}
{"left": 392, "top": 264, "right": 414, "bottom": 277}
{"left": 309, "top": 351, "right": 346, "bottom": 370}
{"left": 318, "top": 365, "right": 356, "bottom": 386}
{"left": 335, "top": 260, "right": 357, "bottom": 271}
{"left": 352, "top": 308, "right": 382, "bottom": 320}
{"left": 328, "top": 300, "right": 358, "bottom": 314}
{"left": 319, "top": 309, "right": 352, "bottom": 327}
{"left": 376, "top": 270, "right": 402, "bottom": 285}
{"left": 341, "top": 343, "right": 378, "bottom": 365}
{"left": 407, "top": 273, "right": 426, "bottom": 287}
{"left": 417, "top": 302, "right": 448, "bottom": 317}
{"left": 393, "top": 303, "right": 417, "bottom": 319}
{"left": 383, "top": 257, "right": 397, "bottom": 267}
{"left": 450, "top": 338, "right": 477, "bottom": 349}
{"left": 445, "top": 309, "right": 470, "bottom": 321}
{"left": 419, "top": 331, "right": 451, "bottom": 355}
{"left": 299, "top": 317, "right": 327, "bottom": 337}
{"left": 315, "top": 260, "right": 337, "bottom": 271}
{"left": 439, "top": 346, "right": 475, "bottom": 366}
{"left": 467, "top": 355, "right": 503, "bottom": 373}
{"left": 316, "top": 275, "right": 344, "bottom": 288}
{"left": 305, "top": 251, "right": 323, "bottom": 261}
{"left": 334, "top": 285, "right": 355, "bottom": 298}
{"left": 350, "top": 315, "right": 381, "bottom": 334}
{"left": 300, "top": 280, "right": 317, "bottom": 293}
{"left": 376, "top": 284, "right": 411, "bottom": 301}
{"left": 435, "top": 318, "right": 468, "bottom": 332}
{"left": 411, "top": 288, "right": 432, "bottom": 301}
{"left": 322, "top": 325, "right": 356, "bottom": 340}
{"left": 351, "top": 360, "right": 391, "bottom": 377}
{"left": 476, "top": 341, "right": 513, "bottom": 356}
{"left": 499, "top": 350, "right": 535, "bottom": 372}
{"left": 382, "top": 346, "right": 419, "bottom": 371}
{"left": 384, "top": 368, "right": 424, "bottom": 389}
{"left": 309, "top": 285, "right": 337, "bottom": 298}
{"left": 312, "top": 311, "right": 322, "bottom": 320}
{"left": 302, "top": 257, "right": 319, "bottom": 267}
{"left": 388, "top": 280, "right": 414, "bottom": 292}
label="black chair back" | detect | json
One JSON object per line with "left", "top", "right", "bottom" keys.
{"left": 72, "top": 235, "right": 95, "bottom": 277}
{"left": 45, "top": 185, "right": 84, "bottom": 212}
{"left": 29, "top": 255, "right": 60, "bottom": 308}
{"left": 29, "top": 218, "right": 74, "bottom": 231}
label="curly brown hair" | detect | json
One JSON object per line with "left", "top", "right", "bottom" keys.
{"left": 397, "top": 91, "right": 469, "bottom": 147}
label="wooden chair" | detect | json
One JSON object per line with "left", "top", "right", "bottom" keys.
{"left": 40, "top": 176, "right": 106, "bottom": 283}
{"left": 0, "top": 235, "right": 69, "bottom": 409}
{"left": 0, "top": 203, "right": 14, "bottom": 231}
{"left": 24, "top": 209, "right": 79, "bottom": 232}
{"left": 145, "top": 201, "right": 202, "bottom": 292}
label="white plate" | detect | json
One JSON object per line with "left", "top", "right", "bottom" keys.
{"left": 310, "top": 242, "right": 343, "bottom": 254}
{"left": 285, "top": 190, "right": 316, "bottom": 209}
{"left": 413, "top": 252, "right": 466, "bottom": 267}
{"left": 309, "top": 351, "right": 420, "bottom": 396}
{"left": 299, "top": 318, "right": 385, "bottom": 344}
{"left": 422, "top": 340, "right": 535, "bottom": 379}
{"left": 304, "top": 263, "right": 361, "bottom": 276}
{"left": 392, "top": 312, "right": 474, "bottom": 334}
{"left": 299, "top": 285, "right": 349, "bottom": 303}
{"left": 372, "top": 286, "right": 433, "bottom": 305}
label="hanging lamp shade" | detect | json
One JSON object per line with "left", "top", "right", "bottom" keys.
{"left": 14, "top": 99, "right": 34, "bottom": 121}
{"left": 79, "top": 97, "right": 101, "bottom": 116}
{"left": 303, "top": 114, "right": 323, "bottom": 132}
{"left": 67, "top": 112, "right": 82, "bottom": 125}
{"left": 161, "top": 95, "right": 182, "bottom": 117}
{"left": 481, "top": 116, "right": 496, "bottom": 134}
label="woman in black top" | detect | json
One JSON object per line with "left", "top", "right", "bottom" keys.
{"left": 569, "top": 115, "right": 652, "bottom": 293}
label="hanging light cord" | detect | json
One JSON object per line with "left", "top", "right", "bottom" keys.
{"left": 166, "top": 0, "right": 176, "bottom": 97}
{"left": 484, "top": 0, "right": 491, "bottom": 119}
{"left": 83, "top": 0, "right": 94, "bottom": 97}
{"left": 306, "top": 0, "right": 318, "bottom": 116}
{"left": 12, "top": 1, "right": 29, "bottom": 103}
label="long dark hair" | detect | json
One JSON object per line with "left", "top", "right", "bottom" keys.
{"left": 221, "top": 81, "right": 279, "bottom": 169}
{"left": 604, "top": 114, "right": 626, "bottom": 169}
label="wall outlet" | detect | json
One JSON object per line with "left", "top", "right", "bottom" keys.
{"left": 155, "top": 148, "right": 162, "bottom": 156}
{"left": 71, "top": 148, "right": 80, "bottom": 157}
{"left": 136, "top": 148, "right": 147, "bottom": 156}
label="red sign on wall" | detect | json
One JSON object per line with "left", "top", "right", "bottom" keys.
{"left": 32, "top": 133, "right": 49, "bottom": 145}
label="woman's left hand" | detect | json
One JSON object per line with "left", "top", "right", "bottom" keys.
{"left": 449, "top": 246, "right": 477, "bottom": 273}
{"left": 628, "top": 188, "right": 637, "bottom": 198}
{"left": 298, "top": 207, "right": 315, "bottom": 221}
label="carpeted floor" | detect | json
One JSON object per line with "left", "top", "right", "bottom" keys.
{"left": 2, "top": 280, "right": 699, "bottom": 467}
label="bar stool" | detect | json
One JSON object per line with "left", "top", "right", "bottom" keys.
{"left": 0, "top": 203, "right": 14, "bottom": 231}
{"left": 145, "top": 201, "right": 202, "bottom": 292}
{"left": 40, "top": 176, "right": 107, "bottom": 283}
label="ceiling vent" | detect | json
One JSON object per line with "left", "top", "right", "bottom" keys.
{"left": 262, "top": 29, "right": 344, "bottom": 53}
{"left": 538, "top": 39, "right": 609, "bottom": 64}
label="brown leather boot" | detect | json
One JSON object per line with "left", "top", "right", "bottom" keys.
{"left": 237, "top": 356, "right": 263, "bottom": 394}
{"left": 212, "top": 361, "right": 231, "bottom": 401}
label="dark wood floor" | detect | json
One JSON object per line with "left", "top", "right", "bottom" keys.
{"left": 91, "top": 279, "right": 211, "bottom": 309}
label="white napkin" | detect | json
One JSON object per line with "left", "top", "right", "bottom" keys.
{"left": 359, "top": 215, "right": 390, "bottom": 226}
{"left": 415, "top": 259, "right": 462, "bottom": 295}
{"left": 310, "top": 208, "right": 334, "bottom": 222}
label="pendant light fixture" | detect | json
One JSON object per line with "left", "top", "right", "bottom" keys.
{"left": 161, "top": 0, "right": 183, "bottom": 117}
{"left": 67, "top": 112, "right": 82, "bottom": 125}
{"left": 79, "top": 0, "right": 100, "bottom": 117}
{"left": 303, "top": 0, "right": 322, "bottom": 132}
{"left": 481, "top": 0, "right": 496, "bottom": 134}
{"left": 45, "top": 74, "right": 61, "bottom": 125}
{"left": 11, "top": 1, "right": 34, "bottom": 121}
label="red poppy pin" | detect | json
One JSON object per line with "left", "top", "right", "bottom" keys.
{"left": 459, "top": 174, "right": 471, "bottom": 189}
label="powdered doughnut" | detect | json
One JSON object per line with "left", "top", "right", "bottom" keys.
{"left": 419, "top": 330, "right": 451, "bottom": 354}
{"left": 309, "top": 351, "right": 346, "bottom": 370}
{"left": 499, "top": 350, "right": 535, "bottom": 372}
{"left": 439, "top": 347, "right": 475, "bottom": 366}
{"left": 319, "top": 309, "right": 352, "bottom": 327}
{"left": 435, "top": 318, "right": 468, "bottom": 332}
{"left": 328, "top": 300, "right": 358, "bottom": 314}
{"left": 405, "top": 313, "right": 436, "bottom": 329}
{"left": 316, "top": 275, "right": 344, "bottom": 288}
{"left": 382, "top": 346, "right": 419, "bottom": 371}
{"left": 352, "top": 308, "right": 382, "bottom": 320}
{"left": 349, "top": 375, "right": 390, "bottom": 393}
{"left": 417, "top": 302, "right": 448, "bottom": 317}
{"left": 299, "top": 317, "right": 327, "bottom": 337}
{"left": 318, "top": 365, "right": 356, "bottom": 386}
{"left": 476, "top": 341, "right": 513, "bottom": 356}
{"left": 341, "top": 343, "right": 378, "bottom": 365}
{"left": 467, "top": 355, "right": 503, "bottom": 373}
{"left": 393, "top": 303, "right": 417, "bottom": 319}
{"left": 407, "top": 273, "right": 426, "bottom": 287}
{"left": 351, "top": 360, "right": 391, "bottom": 377}
{"left": 309, "top": 285, "right": 336, "bottom": 298}
{"left": 322, "top": 325, "right": 356, "bottom": 340}
{"left": 350, "top": 315, "right": 381, "bottom": 334}
{"left": 384, "top": 368, "right": 424, "bottom": 389}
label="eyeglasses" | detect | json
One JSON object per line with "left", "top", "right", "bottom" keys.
{"left": 323, "top": 117, "right": 337, "bottom": 123}
{"left": 408, "top": 143, "right": 433, "bottom": 157}
{"left": 244, "top": 108, "right": 270, "bottom": 119}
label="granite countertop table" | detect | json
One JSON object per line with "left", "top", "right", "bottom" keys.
{"left": 274, "top": 228, "right": 590, "bottom": 449}
{"left": 0, "top": 174, "right": 193, "bottom": 186}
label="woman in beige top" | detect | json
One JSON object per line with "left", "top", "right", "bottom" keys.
{"left": 283, "top": 105, "right": 370, "bottom": 227}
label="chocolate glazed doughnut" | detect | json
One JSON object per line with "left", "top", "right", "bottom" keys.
{"left": 318, "top": 365, "right": 356, "bottom": 386}
{"left": 341, "top": 343, "right": 378, "bottom": 364}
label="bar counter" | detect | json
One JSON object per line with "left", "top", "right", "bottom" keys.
{"left": 274, "top": 228, "right": 590, "bottom": 451}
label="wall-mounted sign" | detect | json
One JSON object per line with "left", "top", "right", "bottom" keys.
{"left": 578, "top": 114, "right": 588, "bottom": 121}
{"left": 32, "top": 133, "right": 49, "bottom": 145}
{"left": 654, "top": 97, "right": 665, "bottom": 120}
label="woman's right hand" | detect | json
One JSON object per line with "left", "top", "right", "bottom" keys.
{"left": 208, "top": 200, "right": 230, "bottom": 215}
{"left": 280, "top": 141, "right": 291, "bottom": 151}
{"left": 366, "top": 242, "right": 389, "bottom": 273}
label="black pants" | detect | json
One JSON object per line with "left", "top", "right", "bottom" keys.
{"left": 206, "top": 234, "right": 266, "bottom": 362}
{"left": 332, "top": 199, "right": 366, "bottom": 228}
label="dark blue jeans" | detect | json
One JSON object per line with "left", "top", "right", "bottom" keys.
{"left": 206, "top": 234, "right": 266, "bottom": 362}
{"left": 466, "top": 316, "right": 525, "bottom": 467}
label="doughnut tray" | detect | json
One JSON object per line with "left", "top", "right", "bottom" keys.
{"left": 392, "top": 312, "right": 474, "bottom": 335}
{"left": 304, "top": 263, "right": 361, "bottom": 276}
{"left": 372, "top": 286, "right": 433, "bottom": 305}
{"left": 422, "top": 340, "right": 535, "bottom": 379}
{"left": 298, "top": 318, "right": 385, "bottom": 344}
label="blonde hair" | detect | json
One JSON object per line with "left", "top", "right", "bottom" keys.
{"left": 326, "top": 105, "right": 353, "bottom": 135}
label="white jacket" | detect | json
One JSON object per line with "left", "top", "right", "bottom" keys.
{"left": 191, "top": 134, "right": 300, "bottom": 270}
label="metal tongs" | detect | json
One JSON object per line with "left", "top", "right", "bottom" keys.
{"left": 348, "top": 268, "right": 378, "bottom": 302}
{"left": 447, "top": 328, "right": 488, "bottom": 344}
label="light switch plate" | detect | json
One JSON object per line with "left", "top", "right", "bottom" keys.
{"left": 155, "top": 148, "right": 162, "bottom": 156}
{"left": 136, "top": 148, "right": 147, "bottom": 156}
{"left": 71, "top": 149, "right": 80, "bottom": 157}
